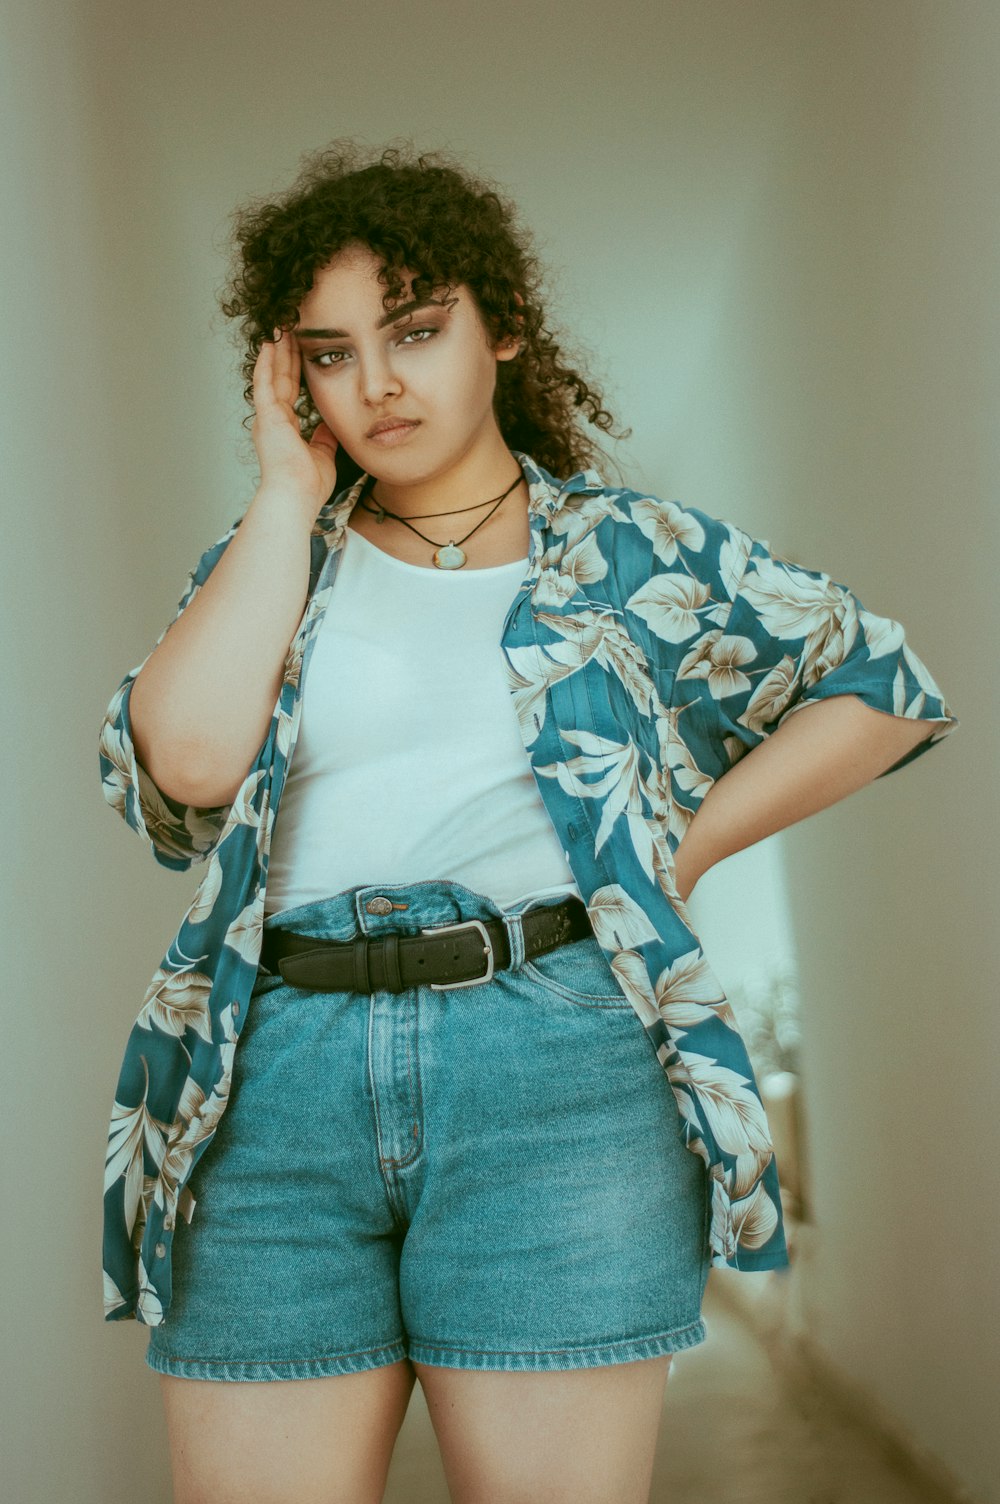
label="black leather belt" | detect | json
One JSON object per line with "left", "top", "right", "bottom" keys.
{"left": 259, "top": 896, "right": 593, "bottom": 994}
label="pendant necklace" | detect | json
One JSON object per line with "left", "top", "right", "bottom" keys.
{"left": 356, "top": 470, "right": 524, "bottom": 569}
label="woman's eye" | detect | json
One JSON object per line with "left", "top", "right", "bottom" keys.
{"left": 308, "top": 326, "right": 439, "bottom": 370}
{"left": 400, "top": 326, "right": 439, "bottom": 345}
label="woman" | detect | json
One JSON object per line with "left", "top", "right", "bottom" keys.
{"left": 98, "top": 141, "right": 959, "bottom": 1503}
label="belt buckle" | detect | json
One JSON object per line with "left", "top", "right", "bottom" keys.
{"left": 420, "top": 919, "right": 495, "bottom": 991}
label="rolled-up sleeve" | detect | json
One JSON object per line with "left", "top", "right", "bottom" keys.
{"left": 711, "top": 533, "right": 960, "bottom": 779}
{"left": 97, "top": 518, "right": 242, "bottom": 870}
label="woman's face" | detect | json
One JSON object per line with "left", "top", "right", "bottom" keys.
{"left": 294, "top": 242, "right": 519, "bottom": 484}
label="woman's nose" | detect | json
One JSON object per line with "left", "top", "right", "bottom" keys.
{"left": 358, "top": 352, "right": 403, "bottom": 405}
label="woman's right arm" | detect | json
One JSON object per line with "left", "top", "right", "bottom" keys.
{"left": 128, "top": 331, "right": 340, "bottom": 809}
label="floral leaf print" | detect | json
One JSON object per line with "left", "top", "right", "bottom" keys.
{"left": 545, "top": 729, "right": 685, "bottom": 885}
{"left": 802, "top": 596, "right": 859, "bottom": 687}
{"left": 888, "top": 664, "right": 930, "bottom": 720}
{"left": 103, "top": 1270, "right": 129, "bottom": 1319}
{"left": 626, "top": 573, "right": 714, "bottom": 645}
{"left": 163, "top": 1003, "right": 240, "bottom": 1160}
{"left": 732, "top": 554, "right": 860, "bottom": 691}
{"left": 533, "top": 532, "right": 608, "bottom": 605}
{"left": 608, "top": 949, "right": 662, "bottom": 1026}
{"left": 717, "top": 525, "right": 753, "bottom": 599}
{"left": 729, "top": 1176, "right": 780, "bottom": 1251}
{"left": 175, "top": 1076, "right": 206, "bottom": 1130}
{"left": 283, "top": 634, "right": 305, "bottom": 690}
{"left": 215, "top": 769, "right": 266, "bottom": 838}
{"left": 99, "top": 719, "right": 204, "bottom": 856}
{"left": 501, "top": 642, "right": 575, "bottom": 744}
{"left": 530, "top": 612, "right": 605, "bottom": 671}
{"left": 651, "top": 946, "right": 749, "bottom": 1043}
{"left": 131, "top": 1173, "right": 158, "bottom": 1253}
{"left": 97, "top": 722, "right": 133, "bottom": 824}
{"left": 275, "top": 704, "right": 295, "bottom": 762}
{"left": 105, "top": 1056, "right": 170, "bottom": 1234}
{"left": 223, "top": 889, "right": 265, "bottom": 967}
{"left": 737, "top": 655, "right": 800, "bottom": 735}
{"left": 586, "top": 884, "right": 661, "bottom": 951}
{"left": 735, "top": 554, "right": 854, "bottom": 643}
{"left": 547, "top": 487, "right": 631, "bottom": 544}
{"left": 653, "top": 947, "right": 728, "bottom": 1030}
{"left": 534, "top": 728, "right": 665, "bottom": 878}
{"left": 656, "top": 705, "right": 716, "bottom": 807}
{"left": 187, "top": 854, "right": 223, "bottom": 926}
{"left": 536, "top": 608, "right": 666, "bottom": 720}
{"left": 642, "top": 811, "right": 693, "bottom": 912}
{"left": 902, "top": 638, "right": 946, "bottom": 700}
{"left": 892, "top": 664, "right": 909, "bottom": 715}
{"left": 677, "top": 630, "right": 756, "bottom": 699}
{"left": 136, "top": 965, "right": 214, "bottom": 1044}
{"left": 858, "top": 609, "right": 905, "bottom": 659}
{"left": 629, "top": 496, "right": 706, "bottom": 566}
{"left": 136, "top": 1256, "right": 163, "bottom": 1325}
{"left": 558, "top": 528, "right": 609, "bottom": 585}
{"left": 666, "top": 1049, "right": 773, "bottom": 1159}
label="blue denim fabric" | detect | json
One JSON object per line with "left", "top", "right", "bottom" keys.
{"left": 145, "top": 879, "right": 711, "bottom": 1381}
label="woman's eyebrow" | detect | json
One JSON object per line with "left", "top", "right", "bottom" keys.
{"left": 296, "top": 296, "right": 455, "bottom": 340}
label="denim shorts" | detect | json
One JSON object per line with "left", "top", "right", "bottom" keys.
{"left": 145, "top": 878, "right": 711, "bottom": 1381}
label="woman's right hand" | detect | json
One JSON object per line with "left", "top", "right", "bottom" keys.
{"left": 251, "top": 330, "right": 339, "bottom": 519}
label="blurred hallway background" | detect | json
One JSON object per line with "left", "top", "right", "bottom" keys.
{"left": 2, "top": 1, "right": 994, "bottom": 1500}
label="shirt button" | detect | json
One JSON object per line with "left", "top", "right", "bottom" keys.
{"left": 365, "top": 896, "right": 394, "bottom": 915}
{"left": 232, "top": 1001, "right": 240, "bottom": 1016}
{"left": 154, "top": 1242, "right": 167, "bottom": 1259}
{"left": 163, "top": 1215, "right": 174, "bottom": 1230}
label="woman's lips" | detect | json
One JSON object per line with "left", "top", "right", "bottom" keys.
{"left": 367, "top": 421, "right": 420, "bottom": 446}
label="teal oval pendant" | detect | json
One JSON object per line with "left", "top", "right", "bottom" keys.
{"left": 433, "top": 542, "right": 467, "bottom": 569}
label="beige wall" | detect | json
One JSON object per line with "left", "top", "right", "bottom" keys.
{"left": 3, "top": 2, "right": 993, "bottom": 1500}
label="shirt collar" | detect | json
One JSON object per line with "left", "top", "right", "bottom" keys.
{"left": 317, "top": 449, "right": 605, "bottom": 534}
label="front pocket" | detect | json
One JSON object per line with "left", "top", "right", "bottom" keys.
{"left": 521, "top": 934, "right": 633, "bottom": 1009}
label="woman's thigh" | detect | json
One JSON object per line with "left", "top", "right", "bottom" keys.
{"left": 413, "top": 1355, "right": 672, "bottom": 1504}
{"left": 158, "top": 1359, "right": 417, "bottom": 1504}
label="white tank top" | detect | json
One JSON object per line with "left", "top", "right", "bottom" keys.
{"left": 263, "top": 525, "right": 583, "bottom": 917}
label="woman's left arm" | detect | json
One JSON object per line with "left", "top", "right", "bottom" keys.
{"left": 673, "top": 695, "right": 935, "bottom": 902}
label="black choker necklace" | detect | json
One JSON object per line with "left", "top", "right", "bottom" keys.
{"left": 356, "top": 471, "right": 524, "bottom": 569}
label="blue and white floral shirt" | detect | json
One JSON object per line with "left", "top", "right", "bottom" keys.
{"left": 98, "top": 450, "right": 959, "bottom": 1326}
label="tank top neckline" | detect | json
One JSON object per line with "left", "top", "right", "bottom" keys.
{"left": 345, "top": 524, "right": 529, "bottom": 576}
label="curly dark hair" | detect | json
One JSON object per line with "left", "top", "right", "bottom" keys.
{"left": 220, "top": 139, "right": 631, "bottom": 490}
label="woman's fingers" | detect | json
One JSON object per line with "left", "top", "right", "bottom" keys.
{"left": 253, "top": 330, "right": 303, "bottom": 421}
{"left": 269, "top": 327, "right": 297, "bottom": 409}
{"left": 251, "top": 335, "right": 274, "bottom": 413}
{"left": 264, "top": 323, "right": 293, "bottom": 406}
{"left": 250, "top": 332, "right": 336, "bottom": 501}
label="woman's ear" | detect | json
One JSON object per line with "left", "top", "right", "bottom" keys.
{"left": 496, "top": 291, "right": 526, "bottom": 358}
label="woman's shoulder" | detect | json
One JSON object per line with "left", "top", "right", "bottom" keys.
{"left": 579, "top": 475, "right": 754, "bottom": 601}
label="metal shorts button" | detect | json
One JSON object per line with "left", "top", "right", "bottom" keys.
{"left": 365, "top": 896, "right": 394, "bottom": 915}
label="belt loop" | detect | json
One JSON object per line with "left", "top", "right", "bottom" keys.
{"left": 384, "top": 932, "right": 403, "bottom": 992}
{"left": 353, "top": 937, "right": 371, "bottom": 994}
{"left": 503, "top": 910, "right": 527, "bottom": 971}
